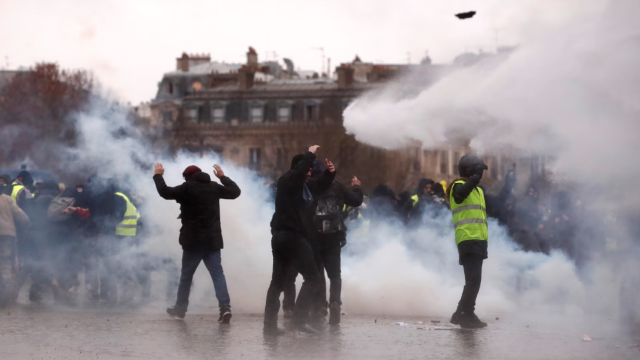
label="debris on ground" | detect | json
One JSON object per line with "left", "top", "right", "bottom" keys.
{"left": 431, "top": 320, "right": 441, "bottom": 324}
{"left": 583, "top": 334, "right": 593, "bottom": 342}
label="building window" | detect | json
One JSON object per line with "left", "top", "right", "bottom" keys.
{"left": 185, "top": 108, "right": 198, "bottom": 122}
{"left": 250, "top": 104, "right": 264, "bottom": 122}
{"left": 168, "top": 83, "right": 174, "bottom": 94}
{"left": 162, "top": 111, "right": 173, "bottom": 123}
{"left": 276, "top": 148, "right": 284, "bottom": 167}
{"left": 440, "top": 150, "right": 449, "bottom": 175}
{"left": 304, "top": 103, "right": 319, "bottom": 121}
{"left": 249, "top": 148, "right": 261, "bottom": 170}
{"left": 192, "top": 81, "right": 202, "bottom": 92}
{"left": 412, "top": 148, "right": 421, "bottom": 172}
{"left": 278, "top": 106, "right": 292, "bottom": 122}
{"left": 211, "top": 105, "right": 226, "bottom": 123}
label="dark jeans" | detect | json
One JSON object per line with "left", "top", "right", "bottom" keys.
{"left": 176, "top": 247, "right": 230, "bottom": 311}
{"left": 264, "top": 231, "right": 321, "bottom": 327}
{"left": 310, "top": 232, "right": 343, "bottom": 307}
{"left": 456, "top": 253, "right": 484, "bottom": 314}
{"left": 282, "top": 263, "right": 298, "bottom": 312}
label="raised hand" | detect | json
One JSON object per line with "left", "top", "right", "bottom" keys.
{"left": 154, "top": 163, "right": 165, "bottom": 176}
{"left": 325, "top": 159, "right": 335, "bottom": 173}
{"left": 351, "top": 176, "right": 361, "bottom": 187}
{"left": 308, "top": 145, "right": 321, "bottom": 154}
{"left": 213, "top": 164, "right": 225, "bottom": 179}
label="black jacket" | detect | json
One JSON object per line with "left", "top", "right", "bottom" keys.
{"left": 270, "top": 152, "right": 335, "bottom": 236}
{"left": 306, "top": 181, "right": 363, "bottom": 237}
{"left": 153, "top": 172, "right": 241, "bottom": 250}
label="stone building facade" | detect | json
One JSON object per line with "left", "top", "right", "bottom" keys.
{"left": 147, "top": 48, "right": 545, "bottom": 193}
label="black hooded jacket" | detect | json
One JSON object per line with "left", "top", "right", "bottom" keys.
{"left": 270, "top": 151, "right": 335, "bottom": 236}
{"left": 153, "top": 171, "right": 241, "bottom": 250}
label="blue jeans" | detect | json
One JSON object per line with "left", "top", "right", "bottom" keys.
{"left": 175, "top": 247, "right": 230, "bottom": 311}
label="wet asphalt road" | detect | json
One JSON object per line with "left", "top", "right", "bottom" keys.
{"left": 0, "top": 305, "right": 639, "bottom": 360}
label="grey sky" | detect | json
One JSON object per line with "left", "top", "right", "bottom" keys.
{"left": 0, "top": 0, "right": 594, "bottom": 103}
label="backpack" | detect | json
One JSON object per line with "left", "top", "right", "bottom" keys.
{"left": 312, "top": 184, "right": 343, "bottom": 234}
{"left": 47, "top": 195, "right": 75, "bottom": 222}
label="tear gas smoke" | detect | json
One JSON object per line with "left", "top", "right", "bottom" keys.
{"left": 340, "top": 0, "right": 640, "bottom": 321}
{"left": 344, "top": 0, "right": 640, "bottom": 198}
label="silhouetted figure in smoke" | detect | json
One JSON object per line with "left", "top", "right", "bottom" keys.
{"left": 365, "top": 184, "right": 401, "bottom": 222}
{"left": 264, "top": 146, "right": 335, "bottom": 335}
{"left": 305, "top": 160, "right": 363, "bottom": 325}
{"left": 153, "top": 163, "right": 240, "bottom": 324}
{"left": 448, "top": 155, "right": 516, "bottom": 329}
{"left": 67, "top": 175, "right": 127, "bottom": 305}
{"left": 0, "top": 191, "right": 29, "bottom": 306}
{"left": 0, "top": 174, "right": 11, "bottom": 196}
{"left": 511, "top": 186, "right": 545, "bottom": 253}
{"left": 22, "top": 180, "right": 61, "bottom": 303}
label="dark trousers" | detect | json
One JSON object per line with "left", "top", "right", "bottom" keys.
{"left": 282, "top": 264, "right": 298, "bottom": 312}
{"left": 310, "top": 233, "right": 343, "bottom": 307}
{"left": 175, "top": 247, "right": 230, "bottom": 311}
{"left": 456, "top": 253, "right": 484, "bottom": 314}
{"left": 264, "top": 231, "right": 321, "bottom": 327}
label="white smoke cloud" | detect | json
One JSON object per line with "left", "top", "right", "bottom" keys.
{"left": 344, "top": 0, "right": 640, "bottom": 191}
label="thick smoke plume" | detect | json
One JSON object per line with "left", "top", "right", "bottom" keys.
{"left": 344, "top": 0, "right": 640, "bottom": 197}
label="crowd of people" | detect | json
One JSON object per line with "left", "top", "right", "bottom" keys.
{"left": 0, "top": 147, "right": 621, "bottom": 334}
{"left": 0, "top": 170, "right": 178, "bottom": 308}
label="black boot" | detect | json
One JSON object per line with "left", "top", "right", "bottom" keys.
{"left": 328, "top": 302, "right": 341, "bottom": 325}
{"left": 450, "top": 311, "right": 462, "bottom": 325}
{"left": 458, "top": 312, "right": 487, "bottom": 329}
{"left": 166, "top": 305, "right": 186, "bottom": 319}
{"left": 218, "top": 306, "right": 232, "bottom": 324}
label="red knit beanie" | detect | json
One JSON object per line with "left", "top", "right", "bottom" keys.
{"left": 182, "top": 165, "right": 202, "bottom": 181}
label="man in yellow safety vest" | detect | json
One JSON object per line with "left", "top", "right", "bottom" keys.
{"left": 10, "top": 171, "right": 34, "bottom": 207}
{"left": 448, "top": 154, "right": 516, "bottom": 329}
{"left": 114, "top": 192, "right": 139, "bottom": 237}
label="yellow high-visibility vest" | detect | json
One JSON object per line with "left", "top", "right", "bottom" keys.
{"left": 11, "top": 182, "right": 25, "bottom": 204}
{"left": 411, "top": 194, "right": 419, "bottom": 206}
{"left": 114, "top": 192, "right": 139, "bottom": 236}
{"left": 449, "top": 180, "right": 488, "bottom": 245}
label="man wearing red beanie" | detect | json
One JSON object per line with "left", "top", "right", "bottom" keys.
{"left": 153, "top": 163, "right": 241, "bottom": 324}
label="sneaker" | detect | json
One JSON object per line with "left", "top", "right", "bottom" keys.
{"left": 283, "top": 309, "right": 294, "bottom": 319}
{"left": 459, "top": 312, "right": 487, "bottom": 329}
{"left": 218, "top": 306, "right": 232, "bottom": 324}
{"left": 328, "top": 303, "right": 341, "bottom": 325}
{"left": 166, "top": 305, "right": 186, "bottom": 319}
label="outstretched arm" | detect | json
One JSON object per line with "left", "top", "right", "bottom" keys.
{"left": 153, "top": 163, "right": 187, "bottom": 201}
{"left": 213, "top": 165, "right": 241, "bottom": 200}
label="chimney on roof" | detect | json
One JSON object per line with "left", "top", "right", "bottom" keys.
{"left": 238, "top": 67, "right": 255, "bottom": 90}
{"left": 336, "top": 65, "right": 354, "bottom": 88}
{"left": 247, "top": 47, "right": 258, "bottom": 67}
{"left": 176, "top": 53, "right": 190, "bottom": 72}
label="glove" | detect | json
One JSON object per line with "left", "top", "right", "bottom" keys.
{"left": 340, "top": 239, "right": 347, "bottom": 248}
{"left": 505, "top": 170, "right": 517, "bottom": 188}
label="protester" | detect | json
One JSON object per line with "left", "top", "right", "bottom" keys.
{"left": 447, "top": 154, "right": 516, "bottom": 329}
{"left": 264, "top": 145, "right": 335, "bottom": 335}
{"left": 11, "top": 170, "right": 34, "bottom": 206}
{"left": 306, "top": 159, "right": 363, "bottom": 325}
{"left": 0, "top": 174, "right": 11, "bottom": 196}
{"left": 153, "top": 163, "right": 241, "bottom": 324}
{"left": 0, "top": 192, "right": 29, "bottom": 306}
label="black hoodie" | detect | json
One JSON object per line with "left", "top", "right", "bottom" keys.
{"left": 270, "top": 152, "right": 335, "bottom": 236}
{"left": 153, "top": 171, "right": 241, "bottom": 250}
